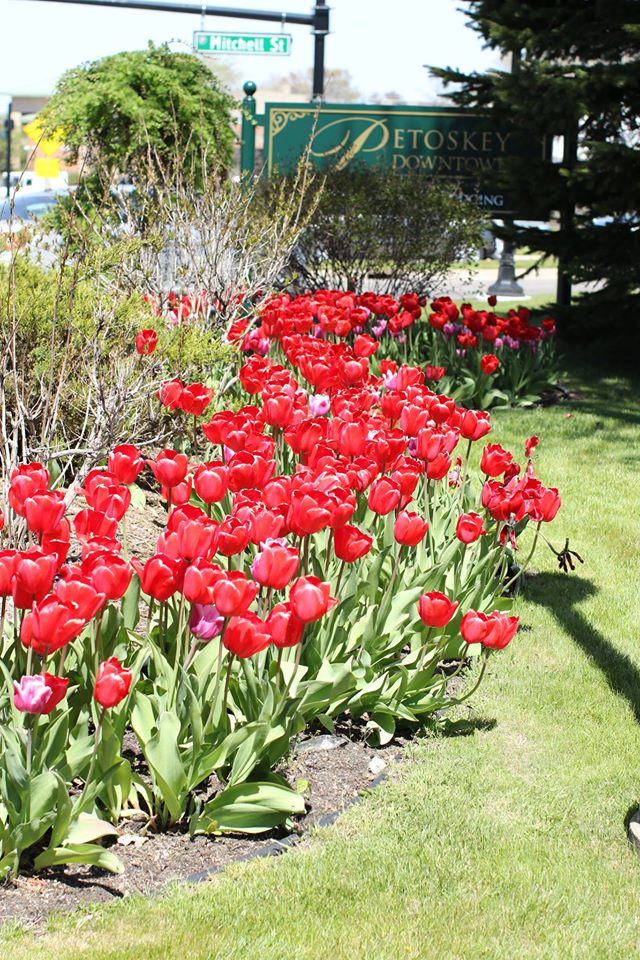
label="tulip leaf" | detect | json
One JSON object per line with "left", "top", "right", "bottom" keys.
{"left": 192, "top": 781, "right": 305, "bottom": 836}
{"left": 34, "top": 843, "right": 124, "bottom": 874}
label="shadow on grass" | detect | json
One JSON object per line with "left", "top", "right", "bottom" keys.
{"left": 527, "top": 572, "right": 640, "bottom": 723}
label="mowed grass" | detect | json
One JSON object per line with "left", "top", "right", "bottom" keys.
{"left": 2, "top": 351, "right": 640, "bottom": 960}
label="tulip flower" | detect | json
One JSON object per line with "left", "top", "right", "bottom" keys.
{"left": 213, "top": 571, "right": 259, "bottom": 617}
{"left": 74, "top": 509, "right": 119, "bottom": 544}
{"left": 266, "top": 602, "right": 305, "bottom": 648}
{"left": 217, "top": 517, "right": 252, "bottom": 556}
{"left": 194, "top": 461, "right": 228, "bottom": 504}
{"left": 183, "top": 558, "right": 224, "bottom": 605}
{"left": 132, "top": 554, "right": 184, "bottom": 601}
{"left": 530, "top": 487, "right": 561, "bottom": 522}
{"left": 367, "top": 476, "right": 402, "bottom": 516}
{"left": 417, "top": 591, "right": 459, "bottom": 629}
{"left": 481, "top": 354, "right": 499, "bottom": 375}
{"left": 189, "top": 603, "right": 225, "bottom": 641}
{"left": 108, "top": 444, "right": 144, "bottom": 485}
{"left": 8, "top": 463, "right": 49, "bottom": 516}
{"left": 21, "top": 595, "right": 87, "bottom": 655}
{"left": 83, "top": 552, "right": 133, "bottom": 601}
{"left": 14, "top": 675, "right": 53, "bottom": 714}
{"left": 158, "top": 378, "right": 184, "bottom": 410}
{"left": 480, "top": 443, "right": 514, "bottom": 478}
{"left": 333, "top": 524, "right": 373, "bottom": 563}
{"left": 94, "top": 657, "right": 133, "bottom": 708}
{"left": 135, "top": 328, "right": 158, "bottom": 355}
{"left": 23, "top": 491, "right": 66, "bottom": 537}
{"left": 251, "top": 539, "right": 299, "bottom": 590}
{"left": 0, "top": 550, "right": 18, "bottom": 596}
{"left": 11, "top": 550, "right": 58, "bottom": 608}
{"left": 456, "top": 512, "right": 487, "bottom": 544}
{"left": 222, "top": 613, "right": 272, "bottom": 659}
{"left": 148, "top": 449, "right": 190, "bottom": 489}
{"left": 460, "top": 610, "right": 519, "bottom": 650}
{"left": 394, "top": 510, "right": 428, "bottom": 547}
{"left": 289, "top": 575, "right": 336, "bottom": 623}
{"left": 180, "top": 383, "right": 215, "bottom": 417}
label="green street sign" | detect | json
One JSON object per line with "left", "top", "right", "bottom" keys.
{"left": 194, "top": 31, "right": 292, "bottom": 56}
{"left": 263, "top": 102, "right": 549, "bottom": 216}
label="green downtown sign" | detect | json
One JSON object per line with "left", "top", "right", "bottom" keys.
{"left": 263, "top": 102, "right": 548, "bottom": 215}
{"left": 194, "top": 32, "right": 292, "bottom": 55}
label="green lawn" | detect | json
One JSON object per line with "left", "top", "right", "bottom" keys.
{"left": 2, "top": 351, "right": 640, "bottom": 960}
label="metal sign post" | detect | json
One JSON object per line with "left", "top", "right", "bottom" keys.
{"left": 24, "top": 0, "right": 330, "bottom": 99}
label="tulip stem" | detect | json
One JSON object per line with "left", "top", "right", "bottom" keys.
{"left": 502, "top": 521, "right": 542, "bottom": 594}
{"left": 204, "top": 638, "right": 226, "bottom": 732}
{"left": 451, "top": 649, "right": 489, "bottom": 705}
{"left": 334, "top": 559, "right": 347, "bottom": 596}
{"left": 74, "top": 708, "right": 105, "bottom": 815}
{"left": 416, "top": 627, "right": 434, "bottom": 671}
{"left": 281, "top": 641, "right": 304, "bottom": 702}
{"left": 221, "top": 654, "right": 234, "bottom": 717}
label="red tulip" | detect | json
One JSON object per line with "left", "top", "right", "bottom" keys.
{"left": 530, "top": 487, "right": 561, "bottom": 522}
{"left": 182, "top": 558, "right": 224, "bottom": 605}
{"left": 133, "top": 554, "right": 184, "bottom": 601}
{"left": 55, "top": 574, "right": 105, "bottom": 620}
{"left": 21, "top": 595, "right": 87, "bottom": 655}
{"left": 194, "top": 461, "right": 228, "bottom": 504}
{"left": 263, "top": 392, "right": 295, "bottom": 429}
{"left": 94, "top": 657, "right": 133, "bottom": 708}
{"left": 289, "top": 575, "right": 336, "bottom": 623}
{"left": 266, "top": 602, "right": 305, "bottom": 648}
{"left": 459, "top": 409, "right": 492, "bottom": 442}
{"left": 0, "top": 550, "right": 19, "bottom": 596}
{"left": 456, "top": 512, "right": 487, "bottom": 544}
{"left": 11, "top": 550, "right": 57, "bottom": 608}
{"left": 74, "top": 509, "right": 119, "bottom": 543}
{"left": 176, "top": 518, "right": 219, "bottom": 562}
{"left": 135, "top": 328, "right": 158, "bottom": 355}
{"left": 8, "top": 463, "right": 49, "bottom": 516}
{"left": 222, "top": 613, "right": 272, "bottom": 659}
{"left": 333, "top": 524, "right": 373, "bottom": 563}
{"left": 394, "top": 510, "right": 428, "bottom": 547}
{"left": 217, "top": 517, "right": 252, "bottom": 556}
{"left": 460, "top": 609, "right": 519, "bottom": 650}
{"left": 213, "top": 571, "right": 258, "bottom": 617}
{"left": 158, "top": 379, "right": 184, "bottom": 410}
{"left": 481, "top": 354, "right": 499, "bottom": 375}
{"left": 367, "top": 476, "right": 401, "bottom": 516}
{"left": 84, "top": 552, "right": 133, "bottom": 601}
{"left": 251, "top": 539, "right": 299, "bottom": 590}
{"left": 180, "top": 383, "right": 214, "bottom": 417}
{"left": 287, "top": 488, "right": 333, "bottom": 537}
{"left": 480, "top": 443, "right": 513, "bottom": 478}
{"left": 23, "top": 491, "right": 66, "bottom": 537}
{"left": 148, "top": 449, "right": 189, "bottom": 489}
{"left": 39, "top": 674, "right": 70, "bottom": 714}
{"left": 108, "top": 444, "right": 144, "bottom": 485}
{"left": 417, "top": 591, "right": 459, "bottom": 629}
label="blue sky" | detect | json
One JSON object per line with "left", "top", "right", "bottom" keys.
{"left": 1, "top": 0, "right": 502, "bottom": 104}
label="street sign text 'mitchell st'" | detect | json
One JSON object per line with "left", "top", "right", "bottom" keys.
{"left": 194, "top": 31, "right": 292, "bottom": 56}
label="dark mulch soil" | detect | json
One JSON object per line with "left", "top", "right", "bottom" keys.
{"left": 0, "top": 732, "right": 404, "bottom": 930}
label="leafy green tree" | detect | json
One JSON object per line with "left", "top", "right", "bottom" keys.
{"left": 40, "top": 43, "right": 235, "bottom": 180}
{"left": 431, "top": 1, "right": 640, "bottom": 338}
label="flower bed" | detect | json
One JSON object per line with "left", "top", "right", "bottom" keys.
{"left": 0, "top": 326, "right": 561, "bottom": 880}
{"left": 226, "top": 289, "right": 558, "bottom": 409}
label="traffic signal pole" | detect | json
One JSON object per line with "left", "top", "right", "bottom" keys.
{"left": 24, "top": 0, "right": 330, "bottom": 99}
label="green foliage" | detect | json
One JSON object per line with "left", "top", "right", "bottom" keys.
{"left": 39, "top": 43, "right": 235, "bottom": 181}
{"left": 289, "top": 164, "right": 486, "bottom": 295}
{"left": 430, "top": 1, "right": 640, "bottom": 339}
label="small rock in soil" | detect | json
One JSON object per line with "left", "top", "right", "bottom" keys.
{"left": 368, "top": 757, "right": 387, "bottom": 777}
{"left": 295, "top": 735, "right": 348, "bottom": 753}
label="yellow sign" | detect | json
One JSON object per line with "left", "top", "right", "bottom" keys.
{"left": 23, "top": 119, "right": 63, "bottom": 156}
{"left": 34, "top": 157, "right": 61, "bottom": 178}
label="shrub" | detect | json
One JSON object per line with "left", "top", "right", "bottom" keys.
{"left": 288, "top": 164, "right": 486, "bottom": 295}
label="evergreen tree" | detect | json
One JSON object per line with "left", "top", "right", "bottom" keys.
{"left": 431, "top": 1, "right": 640, "bottom": 337}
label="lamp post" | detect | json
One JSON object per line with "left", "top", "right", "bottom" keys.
{"left": 488, "top": 49, "right": 524, "bottom": 300}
